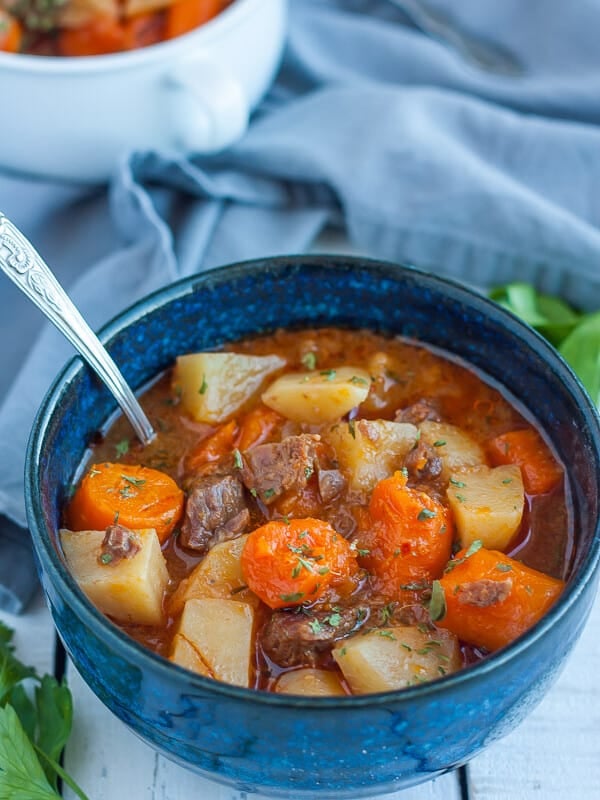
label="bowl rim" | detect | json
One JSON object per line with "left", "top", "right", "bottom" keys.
{"left": 0, "top": 0, "right": 276, "bottom": 75}
{"left": 26, "top": 253, "right": 600, "bottom": 709}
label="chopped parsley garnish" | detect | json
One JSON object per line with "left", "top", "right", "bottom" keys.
{"left": 428, "top": 580, "right": 447, "bottom": 622}
{"left": 233, "top": 448, "right": 243, "bottom": 470}
{"left": 465, "top": 540, "right": 483, "bottom": 558}
{"left": 115, "top": 439, "right": 129, "bottom": 458}
{"left": 199, "top": 374, "right": 208, "bottom": 394}
{"left": 302, "top": 352, "right": 317, "bottom": 370}
{"left": 433, "top": 440, "right": 446, "bottom": 447}
{"left": 417, "top": 508, "right": 437, "bottom": 521}
{"left": 304, "top": 465, "right": 314, "bottom": 479}
{"left": 250, "top": 488, "right": 258, "bottom": 498}
{"left": 357, "top": 548, "right": 370, "bottom": 557}
{"left": 348, "top": 420, "right": 356, "bottom": 439}
{"left": 326, "top": 612, "right": 342, "bottom": 627}
{"left": 449, "top": 477, "right": 466, "bottom": 488}
{"left": 502, "top": 478, "right": 513, "bottom": 485}
{"left": 454, "top": 493, "right": 467, "bottom": 503}
{"left": 280, "top": 592, "right": 304, "bottom": 603}
{"left": 496, "top": 563, "right": 513, "bottom": 572}
{"left": 308, "top": 619, "right": 323, "bottom": 634}
{"left": 378, "top": 630, "right": 396, "bottom": 640}
{"left": 99, "top": 553, "right": 113, "bottom": 565}
{"left": 121, "top": 474, "right": 146, "bottom": 488}
{"left": 320, "top": 369, "right": 337, "bottom": 381}
{"left": 263, "top": 488, "right": 276, "bottom": 499}
{"left": 349, "top": 375, "right": 369, "bottom": 385}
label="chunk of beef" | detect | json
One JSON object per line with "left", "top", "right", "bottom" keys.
{"left": 404, "top": 439, "right": 443, "bottom": 480}
{"left": 240, "top": 434, "right": 320, "bottom": 505}
{"left": 180, "top": 472, "right": 250, "bottom": 553}
{"left": 317, "top": 468, "right": 346, "bottom": 504}
{"left": 395, "top": 399, "right": 441, "bottom": 425}
{"left": 99, "top": 524, "right": 140, "bottom": 566}
{"left": 457, "top": 579, "right": 512, "bottom": 607}
{"left": 260, "top": 605, "right": 369, "bottom": 668}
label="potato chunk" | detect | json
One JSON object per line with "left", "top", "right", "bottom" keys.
{"left": 447, "top": 464, "right": 525, "bottom": 551}
{"left": 169, "top": 634, "right": 211, "bottom": 677}
{"left": 262, "top": 366, "right": 371, "bottom": 424}
{"left": 419, "top": 421, "right": 486, "bottom": 481}
{"left": 325, "top": 419, "right": 418, "bottom": 493}
{"left": 275, "top": 668, "right": 346, "bottom": 696}
{"left": 60, "top": 528, "right": 168, "bottom": 626}
{"left": 176, "top": 598, "right": 254, "bottom": 687}
{"left": 173, "top": 352, "right": 285, "bottom": 424}
{"left": 167, "top": 535, "right": 257, "bottom": 616}
{"left": 333, "top": 626, "right": 460, "bottom": 693}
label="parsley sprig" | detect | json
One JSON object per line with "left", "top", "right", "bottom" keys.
{"left": 0, "top": 621, "right": 89, "bottom": 800}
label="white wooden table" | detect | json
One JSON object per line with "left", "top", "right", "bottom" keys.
{"left": 1, "top": 585, "right": 599, "bottom": 800}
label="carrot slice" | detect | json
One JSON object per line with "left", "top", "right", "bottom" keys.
{"left": 67, "top": 462, "right": 184, "bottom": 543}
{"left": 241, "top": 518, "right": 358, "bottom": 609}
{"left": 436, "top": 544, "right": 564, "bottom": 651}
{"left": 359, "top": 471, "right": 453, "bottom": 597}
{"left": 236, "top": 405, "right": 283, "bottom": 451}
{"left": 166, "top": 0, "right": 225, "bottom": 40}
{"left": 185, "top": 419, "right": 239, "bottom": 472}
{"left": 0, "top": 11, "right": 22, "bottom": 53}
{"left": 487, "top": 428, "right": 563, "bottom": 495}
{"left": 58, "top": 17, "right": 125, "bottom": 56}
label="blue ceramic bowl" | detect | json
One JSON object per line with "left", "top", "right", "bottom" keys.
{"left": 26, "top": 256, "right": 600, "bottom": 798}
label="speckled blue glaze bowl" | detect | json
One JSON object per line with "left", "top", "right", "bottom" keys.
{"left": 26, "top": 256, "right": 600, "bottom": 798}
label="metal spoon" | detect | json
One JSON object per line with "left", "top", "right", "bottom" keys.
{"left": 0, "top": 213, "right": 155, "bottom": 446}
{"left": 388, "top": 0, "right": 524, "bottom": 77}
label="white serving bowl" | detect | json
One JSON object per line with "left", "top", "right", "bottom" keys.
{"left": 0, "top": 0, "right": 287, "bottom": 183}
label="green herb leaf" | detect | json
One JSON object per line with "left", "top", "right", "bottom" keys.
{"left": 428, "top": 580, "right": 447, "bottom": 622}
{"left": 280, "top": 592, "right": 304, "bottom": 603}
{"left": 417, "top": 508, "right": 437, "bottom": 521}
{"left": 0, "top": 704, "right": 59, "bottom": 800}
{"left": 233, "top": 449, "right": 243, "bottom": 470}
{"left": 308, "top": 619, "right": 323, "bottom": 634}
{"left": 496, "top": 563, "right": 513, "bottom": 572}
{"left": 114, "top": 439, "right": 129, "bottom": 458}
{"left": 465, "top": 540, "right": 483, "bottom": 558}
{"left": 301, "top": 352, "right": 317, "bottom": 371}
{"left": 34, "top": 677, "right": 73, "bottom": 790}
{"left": 320, "top": 369, "right": 336, "bottom": 381}
{"left": 120, "top": 474, "right": 145, "bottom": 488}
{"left": 199, "top": 374, "right": 208, "bottom": 395}
{"left": 559, "top": 311, "right": 600, "bottom": 407}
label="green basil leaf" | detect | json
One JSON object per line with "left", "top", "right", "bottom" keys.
{"left": 559, "top": 311, "right": 600, "bottom": 407}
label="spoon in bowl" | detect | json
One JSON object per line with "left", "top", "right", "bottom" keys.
{"left": 0, "top": 213, "right": 156, "bottom": 446}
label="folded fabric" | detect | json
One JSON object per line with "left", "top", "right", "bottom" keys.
{"left": 2, "top": 0, "right": 600, "bottom": 612}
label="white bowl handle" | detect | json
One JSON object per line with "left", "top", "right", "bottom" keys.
{"left": 166, "top": 58, "right": 249, "bottom": 153}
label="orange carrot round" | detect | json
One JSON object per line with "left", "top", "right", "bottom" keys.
{"left": 185, "top": 419, "right": 239, "bottom": 473}
{"left": 58, "top": 17, "right": 125, "bottom": 56}
{"left": 241, "top": 518, "right": 358, "bottom": 609}
{"left": 360, "top": 471, "right": 453, "bottom": 597}
{"left": 236, "top": 405, "right": 283, "bottom": 451}
{"left": 436, "top": 545, "right": 565, "bottom": 651}
{"left": 487, "top": 428, "right": 563, "bottom": 495}
{"left": 166, "top": 0, "right": 225, "bottom": 40}
{"left": 67, "top": 462, "right": 184, "bottom": 543}
{"left": 0, "top": 11, "right": 22, "bottom": 53}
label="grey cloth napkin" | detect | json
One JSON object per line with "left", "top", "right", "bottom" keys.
{"left": 2, "top": 0, "right": 600, "bottom": 612}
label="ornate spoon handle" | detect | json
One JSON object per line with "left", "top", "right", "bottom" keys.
{"left": 0, "top": 213, "right": 155, "bottom": 446}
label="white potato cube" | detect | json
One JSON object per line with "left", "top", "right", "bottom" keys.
{"left": 275, "top": 668, "right": 346, "bottom": 696}
{"left": 173, "top": 352, "right": 285, "bottom": 424}
{"left": 60, "top": 528, "right": 168, "bottom": 626}
{"left": 168, "top": 535, "right": 257, "bottom": 615}
{"left": 419, "top": 421, "right": 486, "bottom": 481}
{"left": 326, "top": 419, "right": 418, "bottom": 493}
{"left": 169, "top": 634, "right": 211, "bottom": 677}
{"left": 261, "top": 366, "right": 371, "bottom": 424}
{"left": 333, "top": 626, "right": 460, "bottom": 693}
{"left": 177, "top": 598, "right": 254, "bottom": 687}
{"left": 447, "top": 464, "right": 525, "bottom": 551}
